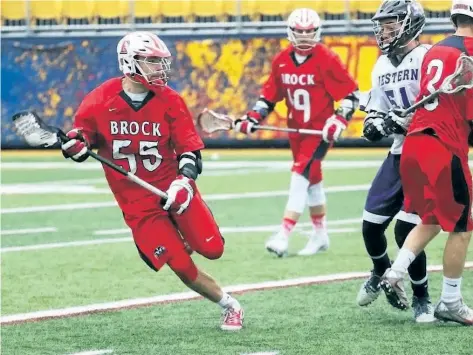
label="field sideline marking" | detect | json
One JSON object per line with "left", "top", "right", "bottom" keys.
{"left": 66, "top": 350, "right": 113, "bottom": 355}
{"left": 0, "top": 227, "right": 57, "bottom": 236}
{"left": 1, "top": 184, "right": 371, "bottom": 214}
{"left": 2, "top": 262, "right": 472, "bottom": 325}
{"left": 0, "top": 227, "right": 359, "bottom": 253}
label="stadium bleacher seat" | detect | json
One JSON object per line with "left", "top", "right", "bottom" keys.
{"left": 254, "top": 1, "right": 289, "bottom": 22}
{"left": 62, "top": 0, "right": 95, "bottom": 25}
{"left": 159, "top": 0, "right": 191, "bottom": 23}
{"left": 286, "top": 1, "right": 326, "bottom": 18}
{"left": 323, "top": 0, "right": 349, "bottom": 20}
{"left": 1, "top": 0, "right": 27, "bottom": 26}
{"left": 420, "top": 0, "right": 450, "bottom": 18}
{"left": 30, "top": 0, "right": 62, "bottom": 26}
{"left": 353, "top": 1, "right": 380, "bottom": 20}
{"left": 134, "top": 0, "right": 159, "bottom": 24}
{"left": 222, "top": 0, "right": 255, "bottom": 22}
{"left": 95, "top": 0, "right": 130, "bottom": 24}
{"left": 191, "top": 0, "right": 224, "bottom": 22}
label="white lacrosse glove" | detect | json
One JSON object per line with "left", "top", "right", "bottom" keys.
{"left": 363, "top": 112, "right": 388, "bottom": 142}
{"left": 385, "top": 108, "right": 413, "bottom": 135}
{"left": 322, "top": 114, "right": 348, "bottom": 142}
{"left": 162, "top": 175, "right": 196, "bottom": 215}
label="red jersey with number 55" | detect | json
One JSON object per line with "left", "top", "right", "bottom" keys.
{"left": 260, "top": 44, "right": 357, "bottom": 130}
{"left": 408, "top": 35, "right": 473, "bottom": 158}
{"left": 73, "top": 77, "right": 204, "bottom": 215}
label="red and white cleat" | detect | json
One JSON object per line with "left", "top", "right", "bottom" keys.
{"left": 220, "top": 307, "right": 244, "bottom": 331}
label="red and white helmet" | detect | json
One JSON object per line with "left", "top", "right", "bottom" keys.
{"left": 117, "top": 31, "right": 171, "bottom": 87}
{"left": 451, "top": 0, "right": 473, "bottom": 26}
{"left": 287, "top": 8, "right": 322, "bottom": 55}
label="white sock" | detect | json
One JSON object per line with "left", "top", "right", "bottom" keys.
{"left": 391, "top": 247, "right": 416, "bottom": 274}
{"left": 217, "top": 292, "right": 240, "bottom": 310}
{"left": 441, "top": 276, "right": 462, "bottom": 304}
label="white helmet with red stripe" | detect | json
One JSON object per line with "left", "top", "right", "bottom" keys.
{"left": 287, "top": 8, "right": 322, "bottom": 54}
{"left": 451, "top": 0, "right": 473, "bottom": 26}
{"left": 117, "top": 31, "right": 171, "bottom": 86}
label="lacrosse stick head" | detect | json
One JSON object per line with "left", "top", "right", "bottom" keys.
{"left": 196, "top": 108, "right": 234, "bottom": 134}
{"left": 441, "top": 54, "right": 473, "bottom": 94}
{"left": 12, "top": 111, "right": 62, "bottom": 148}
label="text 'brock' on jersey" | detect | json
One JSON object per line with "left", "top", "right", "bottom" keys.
{"left": 281, "top": 73, "right": 315, "bottom": 86}
{"left": 110, "top": 121, "right": 162, "bottom": 137}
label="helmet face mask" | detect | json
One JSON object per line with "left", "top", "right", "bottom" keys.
{"left": 372, "top": 0, "right": 426, "bottom": 55}
{"left": 286, "top": 8, "right": 322, "bottom": 55}
{"left": 133, "top": 55, "right": 171, "bottom": 86}
{"left": 117, "top": 32, "right": 172, "bottom": 87}
{"left": 373, "top": 16, "right": 406, "bottom": 53}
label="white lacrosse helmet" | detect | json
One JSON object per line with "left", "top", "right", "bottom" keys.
{"left": 451, "top": 0, "right": 473, "bottom": 26}
{"left": 117, "top": 31, "right": 171, "bottom": 87}
{"left": 287, "top": 8, "right": 322, "bottom": 55}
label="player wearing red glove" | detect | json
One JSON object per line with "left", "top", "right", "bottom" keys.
{"left": 61, "top": 32, "right": 243, "bottom": 331}
{"left": 234, "top": 8, "right": 359, "bottom": 257}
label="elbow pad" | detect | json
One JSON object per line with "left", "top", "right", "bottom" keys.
{"left": 335, "top": 89, "right": 360, "bottom": 121}
{"left": 178, "top": 150, "right": 202, "bottom": 180}
{"left": 251, "top": 97, "right": 275, "bottom": 120}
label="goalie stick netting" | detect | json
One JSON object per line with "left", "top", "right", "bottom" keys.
{"left": 197, "top": 109, "right": 234, "bottom": 134}
{"left": 441, "top": 54, "right": 473, "bottom": 94}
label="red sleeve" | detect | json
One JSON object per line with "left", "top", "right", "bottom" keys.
{"left": 466, "top": 88, "right": 473, "bottom": 121}
{"left": 166, "top": 94, "right": 205, "bottom": 155}
{"left": 260, "top": 55, "right": 285, "bottom": 103}
{"left": 321, "top": 47, "right": 358, "bottom": 101}
{"left": 73, "top": 95, "right": 98, "bottom": 145}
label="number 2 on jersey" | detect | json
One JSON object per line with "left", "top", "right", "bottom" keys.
{"left": 287, "top": 88, "right": 310, "bottom": 123}
{"left": 113, "top": 140, "right": 162, "bottom": 174}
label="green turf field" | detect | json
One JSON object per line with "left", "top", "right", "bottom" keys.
{"left": 1, "top": 149, "right": 472, "bottom": 355}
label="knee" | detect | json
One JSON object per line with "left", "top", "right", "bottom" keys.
{"left": 168, "top": 252, "right": 198, "bottom": 283}
{"left": 201, "top": 239, "right": 224, "bottom": 260}
{"left": 362, "top": 219, "right": 388, "bottom": 239}
{"left": 307, "top": 181, "right": 326, "bottom": 207}
{"left": 394, "top": 219, "right": 417, "bottom": 248}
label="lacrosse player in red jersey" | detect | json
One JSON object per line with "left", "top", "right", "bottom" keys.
{"left": 234, "top": 8, "right": 359, "bottom": 257}
{"left": 61, "top": 31, "right": 243, "bottom": 331}
{"left": 380, "top": 0, "right": 473, "bottom": 325}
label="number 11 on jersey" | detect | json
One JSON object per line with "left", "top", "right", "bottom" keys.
{"left": 287, "top": 88, "right": 311, "bottom": 123}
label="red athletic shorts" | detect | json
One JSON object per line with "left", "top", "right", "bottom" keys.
{"left": 289, "top": 134, "right": 330, "bottom": 184}
{"left": 400, "top": 133, "right": 473, "bottom": 232}
{"left": 123, "top": 190, "right": 224, "bottom": 271}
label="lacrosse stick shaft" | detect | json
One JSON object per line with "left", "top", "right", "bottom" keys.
{"left": 255, "top": 125, "right": 323, "bottom": 136}
{"left": 401, "top": 91, "right": 440, "bottom": 116}
{"left": 56, "top": 131, "right": 168, "bottom": 199}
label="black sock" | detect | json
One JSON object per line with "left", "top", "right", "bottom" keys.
{"left": 362, "top": 219, "right": 392, "bottom": 276}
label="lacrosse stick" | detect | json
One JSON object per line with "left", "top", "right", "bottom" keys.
{"left": 12, "top": 111, "right": 168, "bottom": 199}
{"left": 401, "top": 54, "right": 473, "bottom": 116}
{"left": 197, "top": 108, "right": 323, "bottom": 136}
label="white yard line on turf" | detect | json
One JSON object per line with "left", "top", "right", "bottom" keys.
{"left": 242, "top": 352, "right": 279, "bottom": 355}
{"left": 0, "top": 227, "right": 359, "bottom": 253}
{"left": 94, "top": 217, "right": 362, "bottom": 236}
{"left": 1, "top": 184, "right": 371, "bottom": 214}
{"left": 66, "top": 350, "right": 113, "bottom": 355}
{"left": 0, "top": 227, "right": 57, "bottom": 236}
{"left": 2, "top": 262, "right": 472, "bottom": 325}
{"left": 1, "top": 160, "right": 384, "bottom": 170}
